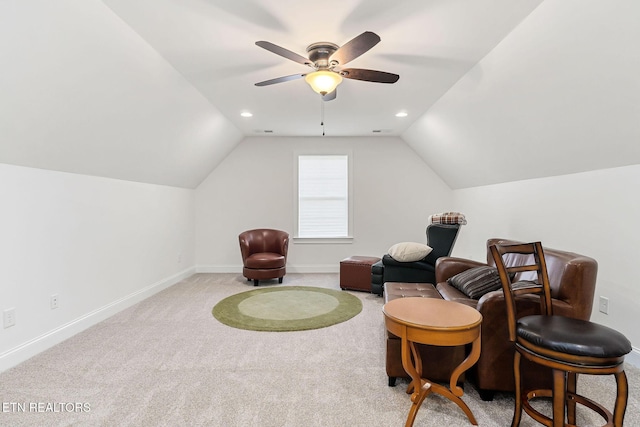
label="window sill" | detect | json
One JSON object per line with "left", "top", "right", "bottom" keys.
{"left": 293, "top": 237, "right": 354, "bottom": 244}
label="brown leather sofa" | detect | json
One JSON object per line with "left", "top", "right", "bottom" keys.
{"left": 384, "top": 238, "right": 598, "bottom": 400}
{"left": 239, "top": 229, "right": 289, "bottom": 286}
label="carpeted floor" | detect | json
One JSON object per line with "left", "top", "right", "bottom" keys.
{"left": 0, "top": 273, "right": 638, "bottom": 426}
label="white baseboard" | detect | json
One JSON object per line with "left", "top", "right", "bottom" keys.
{"left": 196, "top": 264, "right": 339, "bottom": 274}
{"left": 0, "top": 267, "right": 196, "bottom": 373}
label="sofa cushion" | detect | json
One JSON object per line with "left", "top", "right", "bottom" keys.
{"left": 388, "top": 242, "right": 432, "bottom": 262}
{"left": 447, "top": 266, "right": 502, "bottom": 299}
{"left": 384, "top": 282, "right": 442, "bottom": 303}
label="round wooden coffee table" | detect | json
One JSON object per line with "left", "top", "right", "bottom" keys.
{"left": 383, "top": 297, "right": 483, "bottom": 426}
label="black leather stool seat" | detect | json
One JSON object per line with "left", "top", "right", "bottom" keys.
{"left": 518, "top": 316, "right": 632, "bottom": 359}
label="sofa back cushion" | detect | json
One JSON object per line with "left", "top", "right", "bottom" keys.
{"left": 486, "top": 238, "right": 598, "bottom": 320}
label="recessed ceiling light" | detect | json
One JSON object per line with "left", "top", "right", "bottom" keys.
{"left": 240, "top": 111, "right": 253, "bottom": 118}
{"left": 395, "top": 111, "right": 408, "bottom": 118}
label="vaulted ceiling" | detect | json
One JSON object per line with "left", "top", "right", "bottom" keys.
{"left": 1, "top": 1, "right": 638, "bottom": 189}
{"left": 100, "top": 0, "right": 543, "bottom": 137}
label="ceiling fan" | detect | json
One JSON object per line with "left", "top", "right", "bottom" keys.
{"left": 254, "top": 31, "right": 399, "bottom": 101}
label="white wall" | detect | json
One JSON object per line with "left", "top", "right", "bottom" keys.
{"left": 452, "top": 164, "right": 640, "bottom": 364}
{"left": 0, "top": 164, "right": 195, "bottom": 372}
{"left": 195, "top": 136, "right": 453, "bottom": 272}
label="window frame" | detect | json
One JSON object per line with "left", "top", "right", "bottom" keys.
{"left": 293, "top": 150, "right": 353, "bottom": 244}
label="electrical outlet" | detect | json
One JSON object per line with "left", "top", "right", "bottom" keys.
{"left": 50, "top": 294, "right": 59, "bottom": 310}
{"left": 599, "top": 296, "right": 609, "bottom": 315}
{"left": 3, "top": 308, "right": 16, "bottom": 328}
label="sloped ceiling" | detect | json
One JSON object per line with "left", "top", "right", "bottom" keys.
{"left": 403, "top": 0, "right": 640, "bottom": 189}
{"left": 1, "top": 0, "right": 639, "bottom": 189}
{"left": 0, "top": 0, "right": 242, "bottom": 188}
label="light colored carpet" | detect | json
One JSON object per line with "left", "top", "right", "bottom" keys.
{"left": 0, "top": 273, "right": 638, "bottom": 426}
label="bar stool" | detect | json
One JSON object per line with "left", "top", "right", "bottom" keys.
{"left": 490, "top": 242, "right": 631, "bottom": 427}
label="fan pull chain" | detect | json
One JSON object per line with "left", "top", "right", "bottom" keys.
{"left": 320, "top": 97, "right": 325, "bottom": 136}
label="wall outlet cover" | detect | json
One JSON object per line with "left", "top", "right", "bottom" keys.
{"left": 3, "top": 308, "right": 16, "bottom": 328}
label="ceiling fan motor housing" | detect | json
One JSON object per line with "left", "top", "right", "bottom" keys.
{"left": 306, "top": 42, "right": 339, "bottom": 69}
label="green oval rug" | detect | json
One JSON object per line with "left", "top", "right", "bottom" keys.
{"left": 212, "top": 286, "right": 363, "bottom": 332}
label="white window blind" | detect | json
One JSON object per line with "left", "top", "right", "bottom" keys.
{"left": 298, "top": 155, "right": 349, "bottom": 238}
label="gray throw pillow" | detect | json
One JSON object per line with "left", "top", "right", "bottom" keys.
{"left": 447, "top": 266, "right": 503, "bottom": 299}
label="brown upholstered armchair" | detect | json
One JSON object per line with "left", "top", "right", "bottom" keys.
{"left": 239, "top": 229, "right": 289, "bottom": 286}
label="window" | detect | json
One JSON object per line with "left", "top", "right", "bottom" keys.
{"left": 297, "top": 154, "right": 351, "bottom": 239}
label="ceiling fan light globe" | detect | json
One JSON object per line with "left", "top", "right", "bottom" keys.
{"left": 305, "top": 71, "right": 343, "bottom": 95}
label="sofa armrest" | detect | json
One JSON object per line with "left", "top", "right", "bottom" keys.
{"left": 435, "top": 257, "right": 487, "bottom": 283}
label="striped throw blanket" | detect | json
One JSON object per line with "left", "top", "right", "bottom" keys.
{"left": 429, "top": 212, "right": 467, "bottom": 225}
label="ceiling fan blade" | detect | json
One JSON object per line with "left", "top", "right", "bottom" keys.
{"left": 255, "top": 73, "right": 306, "bottom": 86}
{"left": 322, "top": 89, "right": 337, "bottom": 102}
{"left": 340, "top": 68, "right": 399, "bottom": 84}
{"left": 255, "top": 41, "right": 312, "bottom": 66}
{"left": 330, "top": 31, "right": 381, "bottom": 66}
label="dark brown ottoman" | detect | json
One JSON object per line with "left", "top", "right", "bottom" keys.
{"left": 340, "top": 256, "right": 381, "bottom": 292}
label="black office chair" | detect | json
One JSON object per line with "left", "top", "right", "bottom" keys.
{"left": 381, "top": 223, "right": 461, "bottom": 285}
{"left": 490, "top": 241, "right": 631, "bottom": 427}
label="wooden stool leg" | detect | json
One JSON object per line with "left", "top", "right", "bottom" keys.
{"left": 613, "top": 370, "right": 629, "bottom": 427}
{"left": 566, "top": 372, "right": 577, "bottom": 425}
{"left": 552, "top": 369, "right": 567, "bottom": 427}
{"left": 512, "top": 351, "right": 523, "bottom": 427}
